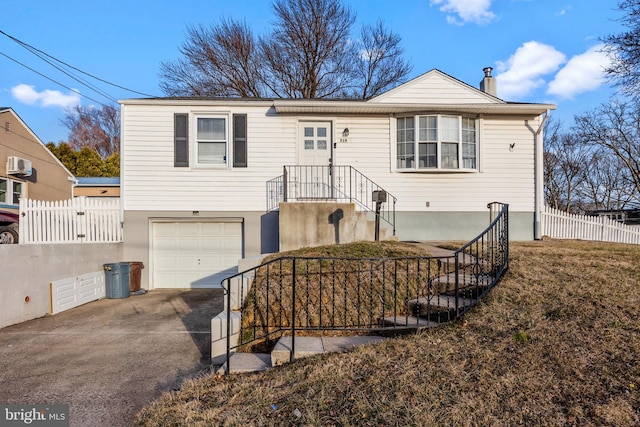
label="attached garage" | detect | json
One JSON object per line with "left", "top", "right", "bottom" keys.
{"left": 151, "top": 220, "right": 243, "bottom": 289}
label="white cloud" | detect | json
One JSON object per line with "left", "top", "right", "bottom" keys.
{"left": 11, "top": 84, "right": 80, "bottom": 108}
{"left": 547, "top": 44, "right": 610, "bottom": 99}
{"left": 495, "top": 41, "right": 566, "bottom": 100}
{"left": 430, "top": 0, "right": 495, "bottom": 25}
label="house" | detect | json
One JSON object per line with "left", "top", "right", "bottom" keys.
{"left": 73, "top": 177, "right": 120, "bottom": 198}
{"left": 587, "top": 208, "right": 640, "bottom": 228}
{"left": 0, "top": 107, "right": 75, "bottom": 213}
{"left": 119, "top": 68, "right": 555, "bottom": 290}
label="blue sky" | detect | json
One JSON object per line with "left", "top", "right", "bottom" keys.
{"left": 0, "top": 0, "right": 624, "bottom": 144}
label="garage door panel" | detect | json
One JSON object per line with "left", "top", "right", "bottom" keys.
{"left": 222, "top": 223, "right": 242, "bottom": 235}
{"left": 152, "top": 221, "right": 243, "bottom": 289}
{"left": 178, "top": 222, "right": 201, "bottom": 235}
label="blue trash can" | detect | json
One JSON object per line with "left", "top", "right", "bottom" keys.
{"left": 104, "top": 263, "right": 131, "bottom": 299}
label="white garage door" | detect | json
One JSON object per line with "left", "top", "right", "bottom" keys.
{"left": 152, "top": 221, "right": 243, "bottom": 288}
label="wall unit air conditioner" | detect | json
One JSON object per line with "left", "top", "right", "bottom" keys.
{"left": 7, "top": 156, "right": 33, "bottom": 176}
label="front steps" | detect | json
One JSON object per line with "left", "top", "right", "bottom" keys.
{"left": 215, "top": 243, "right": 497, "bottom": 375}
{"left": 217, "top": 335, "right": 388, "bottom": 375}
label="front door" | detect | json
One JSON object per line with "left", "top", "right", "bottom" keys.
{"left": 298, "top": 122, "right": 332, "bottom": 166}
{"left": 297, "top": 122, "right": 333, "bottom": 198}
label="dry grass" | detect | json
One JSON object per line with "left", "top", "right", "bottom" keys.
{"left": 239, "top": 241, "right": 442, "bottom": 347}
{"left": 135, "top": 240, "right": 640, "bottom": 426}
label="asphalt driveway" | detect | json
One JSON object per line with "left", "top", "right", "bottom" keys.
{"left": 0, "top": 289, "right": 224, "bottom": 427}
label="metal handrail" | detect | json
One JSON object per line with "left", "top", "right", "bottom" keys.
{"left": 224, "top": 202, "right": 509, "bottom": 374}
{"left": 266, "top": 165, "right": 397, "bottom": 234}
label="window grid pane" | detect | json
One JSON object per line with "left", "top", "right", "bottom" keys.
{"left": 197, "top": 117, "right": 227, "bottom": 165}
{"left": 198, "top": 142, "right": 226, "bottom": 164}
{"left": 12, "top": 182, "right": 22, "bottom": 204}
{"left": 462, "top": 118, "right": 476, "bottom": 169}
{"left": 419, "top": 142, "right": 437, "bottom": 168}
{"left": 397, "top": 117, "right": 415, "bottom": 168}
{"left": 398, "top": 115, "right": 476, "bottom": 171}
{"left": 0, "top": 179, "right": 6, "bottom": 203}
{"left": 441, "top": 142, "right": 459, "bottom": 168}
{"left": 197, "top": 118, "right": 225, "bottom": 140}
{"left": 441, "top": 116, "right": 459, "bottom": 142}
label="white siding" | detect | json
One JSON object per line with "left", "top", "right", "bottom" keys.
{"left": 122, "top": 103, "right": 539, "bottom": 215}
{"left": 369, "top": 71, "right": 498, "bottom": 104}
{"left": 329, "top": 115, "right": 538, "bottom": 213}
{"left": 122, "top": 104, "right": 296, "bottom": 211}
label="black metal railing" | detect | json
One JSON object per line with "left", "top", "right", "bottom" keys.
{"left": 223, "top": 202, "right": 509, "bottom": 373}
{"left": 266, "top": 165, "right": 397, "bottom": 234}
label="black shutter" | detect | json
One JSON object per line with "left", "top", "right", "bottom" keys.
{"left": 174, "top": 113, "right": 189, "bottom": 167}
{"left": 233, "top": 114, "right": 247, "bottom": 167}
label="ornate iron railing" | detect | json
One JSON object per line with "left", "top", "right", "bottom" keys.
{"left": 223, "top": 202, "right": 508, "bottom": 373}
{"left": 266, "top": 165, "right": 397, "bottom": 234}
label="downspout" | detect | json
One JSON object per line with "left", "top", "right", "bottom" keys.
{"left": 534, "top": 109, "right": 550, "bottom": 240}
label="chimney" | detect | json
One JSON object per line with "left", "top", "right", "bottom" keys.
{"left": 480, "top": 67, "right": 497, "bottom": 97}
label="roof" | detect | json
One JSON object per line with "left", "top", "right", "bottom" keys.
{"left": 0, "top": 108, "right": 76, "bottom": 180}
{"left": 75, "top": 177, "right": 120, "bottom": 186}
{"left": 272, "top": 100, "right": 554, "bottom": 116}
{"left": 119, "top": 68, "right": 555, "bottom": 116}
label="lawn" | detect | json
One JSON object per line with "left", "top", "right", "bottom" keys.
{"left": 135, "top": 240, "right": 640, "bottom": 426}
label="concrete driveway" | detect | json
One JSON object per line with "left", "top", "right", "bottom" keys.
{"left": 0, "top": 289, "right": 224, "bottom": 427}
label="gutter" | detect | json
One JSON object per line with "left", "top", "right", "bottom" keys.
{"left": 534, "top": 109, "right": 550, "bottom": 240}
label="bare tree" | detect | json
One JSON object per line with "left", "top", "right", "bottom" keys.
{"left": 260, "top": 0, "right": 356, "bottom": 98}
{"left": 579, "top": 152, "right": 638, "bottom": 211}
{"left": 573, "top": 100, "right": 640, "bottom": 195}
{"left": 602, "top": 0, "right": 640, "bottom": 97}
{"left": 61, "top": 104, "right": 120, "bottom": 157}
{"left": 159, "top": 20, "right": 263, "bottom": 97}
{"left": 353, "top": 20, "right": 413, "bottom": 99}
{"left": 544, "top": 119, "right": 589, "bottom": 213}
{"left": 159, "top": 0, "right": 411, "bottom": 99}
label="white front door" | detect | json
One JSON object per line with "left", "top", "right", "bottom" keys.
{"left": 298, "top": 122, "right": 332, "bottom": 166}
{"left": 151, "top": 221, "right": 243, "bottom": 288}
{"left": 296, "top": 122, "right": 333, "bottom": 198}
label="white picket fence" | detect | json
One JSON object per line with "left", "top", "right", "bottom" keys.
{"left": 19, "top": 197, "right": 122, "bottom": 244}
{"left": 541, "top": 205, "right": 640, "bottom": 245}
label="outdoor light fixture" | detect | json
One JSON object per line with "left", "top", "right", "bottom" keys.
{"left": 342, "top": 128, "right": 349, "bottom": 137}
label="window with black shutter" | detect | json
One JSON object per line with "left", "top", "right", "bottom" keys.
{"left": 174, "top": 113, "right": 189, "bottom": 167}
{"left": 233, "top": 114, "right": 247, "bottom": 168}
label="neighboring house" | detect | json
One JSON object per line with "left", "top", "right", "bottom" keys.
{"left": 587, "top": 208, "right": 640, "bottom": 228}
{"left": 73, "top": 177, "right": 120, "bottom": 198}
{"left": 120, "top": 68, "right": 555, "bottom": 290}
{"left": 0, "top": 107, "right": 75, "bottom": 213}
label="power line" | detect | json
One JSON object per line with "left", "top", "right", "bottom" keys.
{"left": 14, "top": 41, "right": 119, "bottom": 103}
{"left": 0, "top": 51, "right": 111, "bottom": 108}
{"left": 0, "top": 30, "right": 156, "bottom": 98}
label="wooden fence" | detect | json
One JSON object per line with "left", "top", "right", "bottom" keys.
{"left": 541, "top": 205, "right": 640, "bottom": 245}
{"left": 19, "top": 197, "right": 122, "bottom": 244}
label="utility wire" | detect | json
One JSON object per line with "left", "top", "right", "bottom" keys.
{"left": 0, "top": 51, "right": 110, "bottom": 107}
{"left": 14, "top": 40, "right": 119, "bottom": 104}
{"left": 0, "top": 30, "right": 156, "bottom": 98}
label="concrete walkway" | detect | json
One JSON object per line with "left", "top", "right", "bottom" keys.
{"left": 0, "top": 289, "right": 224, "bottom": 427}
{"left": 219, "top": 335, "right": 389, "bottom": 374}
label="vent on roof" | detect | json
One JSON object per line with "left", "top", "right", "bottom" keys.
{"left": 480, "top": 67, "right": 497, "bottom": 97}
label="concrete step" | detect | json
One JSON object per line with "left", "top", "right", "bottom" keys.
{"left": 431, "top": 273, "right": 493, "bottom": 293}
{"left": 408, "top": 294, "right": 477, "bottom": 316}
{"left": 216, "top": 352, "right": 272, "bottom": 375}
{"left": 379, "top": 315, "right": 439, "bottom": 329}
{"left": 271, "top": 335, "right": 390, "bottom": 367}
{"left": 271, "top": 336, "right": 325, "bottom": 367}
